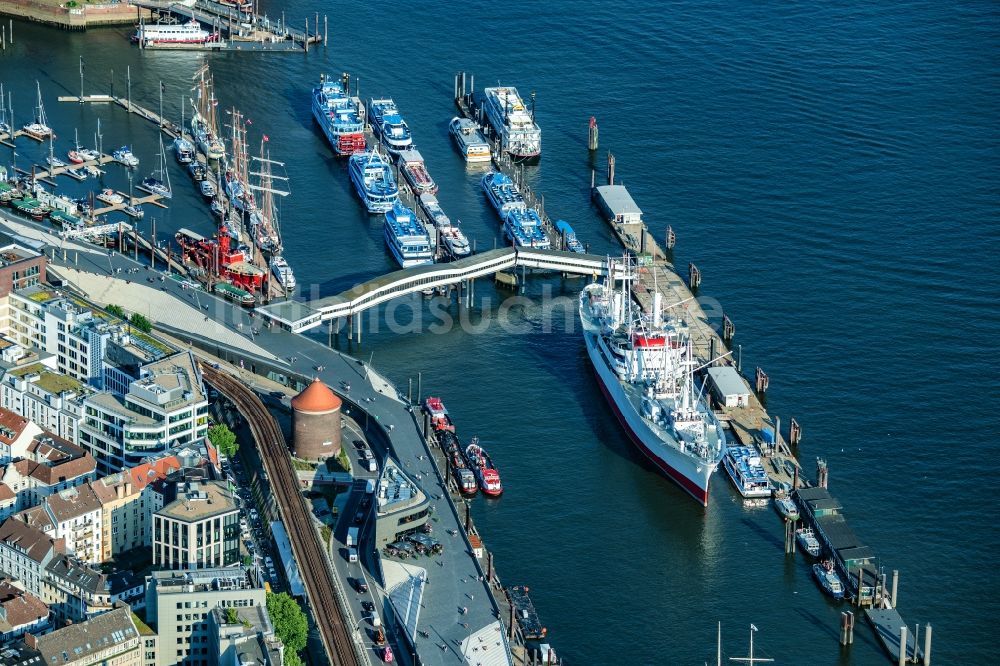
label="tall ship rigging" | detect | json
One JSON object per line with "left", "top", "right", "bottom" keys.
{"left": 482, "top": 86, "right": 541, "bottom": 161}
{"left": 190, "top": 66, "right": 226, "bottom": 161}
{"left": 578, "top": 259, "right": 726, "bottom": 505}
{"left": 247, "top": 136, "right": 289, "bottom": 254}
{"left": 224, "top": 108, "right": 255, "bottom": 214}
{"left": 311, "top": 74, "right": 366, "bottom": 156}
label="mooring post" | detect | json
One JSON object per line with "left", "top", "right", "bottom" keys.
{"left": 891, "top": 569, "right": 899, "bottom": 608}
{"left": 923, "top": 624, "right": 932, "bottom": 666}
{"left": 898, "top": 625, "right": 908, "bottom": 666}
{"left": 840, "top": 612, "right": 849, "bottom": 646}
{"left": 408, "top": 377, "right": 412, "bottom": 403}
{"left": 324, "top": 15, "right": 328, "bottom": 46}
{"left": 588, "top": 116, "right": 598, "bottom": 151}
{"left": 417, "top": 371, "right": 422, "bottom": 403}
{"left": 304, "top": 19, "right": 308, "bottom": 52}
{"left": 607, "top": 151, "right": 615, "bottom": 185}
{"left": 856, "top": 567, "right": 864, "bottom": 608}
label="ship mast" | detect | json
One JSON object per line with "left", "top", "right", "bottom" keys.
{"left": 248, "top": 138, "right": 289, "bottom": 252}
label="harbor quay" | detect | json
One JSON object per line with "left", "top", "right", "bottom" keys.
{"left": 0, "top": 211, "right": 534, "bottom": 665}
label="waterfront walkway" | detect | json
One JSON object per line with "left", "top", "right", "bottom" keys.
{"left": 259, "top": 247, "right": 609, "bottom": 332}
{"left": 1, "top": 214, "right": 514, "bottom": 666}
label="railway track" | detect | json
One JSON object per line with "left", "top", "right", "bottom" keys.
{"left": 201, "top": 364, "right": 360, "bottom": 666}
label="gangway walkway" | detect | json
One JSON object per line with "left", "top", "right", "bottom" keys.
{"left": 258, "top": 247, "right": 612, "bottom": 332}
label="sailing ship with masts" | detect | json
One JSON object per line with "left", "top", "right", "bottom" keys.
{"left": 190, "top": 65, "right": 226, "bottom": 161}
{"left": 224, "top": 107, "right": 254, "bottom": 214}
{"left": 247, "top": 136, "right": 288, "bottom": 253}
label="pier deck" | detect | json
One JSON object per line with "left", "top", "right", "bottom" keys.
{"left": 866, "top": 607, "right": 924, "bottom": 664}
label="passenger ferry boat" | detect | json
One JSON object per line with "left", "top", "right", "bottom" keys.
{"left": 503, "top": 207, "right": 550, "bottom": 249}
{"left": 367, "top": 98, "right": 413, "bottom": 155}
{"left": 481, "top": 171, "right": 525, "bottom": 217}
{"left": 311, "top": 75, "right": 366, "bottom": 156}
{"left": 579, "top": 259, "right": 726, "bottom": 505}
{"left": 555, "top": 220, "right": 586, "bottom": 253}
{"left": 383, "top": 201, "right": 433, "bottom": 268}
{"left": 132, "top": 20, "right": 219, "bottom": 45}
{"left": 723, "top": 446, "right": 771, "bottom": 498}
{"left": 348, "top": 150, "right": 399, "bottom": 213}
{"left": 213, "top": 282, "right": 256, "bottom": 307}
{"left": 481, "top": 86, "right": 541, "bottom": 160}
{"left": 398, "top": 150, "right": 437, "bottom": 195}
{"left": 796, "top": 527, "right": 822, "bottom": 557}
{"left": 269, "top": 255, "right": 297, "bottom": 292}
{"left": 465, "top": 438, "right": 502, "bottom": 497}
{"left": 813, "top": 561, "right": 845, "bottom": 600}
{"left": 448, "top": 117, "right": 491, "bottom": 163}
{"left": 419, "top": 194, "right": 471, "bottom": 259}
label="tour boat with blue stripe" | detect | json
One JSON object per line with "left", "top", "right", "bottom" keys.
{"left": 449, "top": 117, "right": 492, "bottom": 163}
{"left": 349, "top": 150, "right": 399, "bottom": 213}
{"left": 312, "top": 74, "right": 366, "bottom": 156}
{"left": 503, "top": 207, "right": 550, "bottom": 249}
{"left": 367, "top": 98, "right": 413, "bottom": 155}
{"left": 723, "top": 446, "right": 771, "bottom": 498}
{"left": 383, "top": 201, "right": 433, "bottom": 268}
{"left": 481, "top": 171, "right": 526, "bottom": 217}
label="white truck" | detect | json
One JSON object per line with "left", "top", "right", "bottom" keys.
{"left": 347, "top": 526, "right": 359, "bottom": 548}
{"left": 365, "top": 479, "right": 376, "bottom": 495}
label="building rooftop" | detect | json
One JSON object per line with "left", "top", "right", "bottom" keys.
{"left": 0, "top": 408, "right": 30, "bottom": 449}
{"left": 156, "top": 480, "right": 238, "bottom": 523}
{"left": 706, "top": 366, "right": 751, "bottom": 398}
{"left": 130, "top": 350, "right": 206, "bottom": 411}
{"left": 44, "top": 554, "right": 108, "bottom": 594}
{"left": 0, "top": 580, "right": 49, "bottom": 630}
{"left": 0, "top": 243, "right": 42, "bottom": 267}
{"left": 34, "top": 605, "right": 137, "bottom": 665}
{"left": 290, "top": 377, "right": 341, "bottom": 413}
{"left": 45, "top": 484, "right": 102, "bottom": 523}
{"left": 7, "top": 364, "right": 85, "bottom": 396}
{"left": 150, "top": 567, "right": 254, "bottom": 593}
{"left": 0, "top": 518, "right": 63, "bottom": 563}
{"left": 594, "top": 184, "right": 643, "bottom": 217}
{"left": 376, "top": 458, "right": 427, "bottom": 516}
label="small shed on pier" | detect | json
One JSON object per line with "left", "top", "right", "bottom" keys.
{"left": 706, "top": 366, "right": 751, "bottom": 408}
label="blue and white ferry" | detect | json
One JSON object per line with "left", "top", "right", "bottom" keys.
{"left": 348, "top": 150, "right": 399, "bottom": 213}
{"left": 384, "top": 201, "right": 434, "bottom": 268}
{"left": 367, "top": 98, "right": 413, "bottom": 156}
{"left": 311, "top": 75, "right": 366, "bottom": 156}
{"left": 555, "top": 220, "right": 586, "bottom": 253}
{"left": 722, "top": 446, "right": 771, "bottom": 498}
{"left": 481, "top": 171, "right": 526, "bottom": 217}
{"left": 503, "top": 207, "right": 550, "bottom": 249}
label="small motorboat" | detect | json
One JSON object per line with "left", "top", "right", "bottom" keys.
{"left": 123, "top": 204, "right": 145, "bottom": 219}
{"left": 796, "top": 527, "right": 822, "bottom": 557}
{"left": 64, "top": 167, "right": 87, "bottom": 182}
{"left": 67, "top": 150, "right": 86, "bottom": 165}
{"left": 189, "top": 161, "right": 207, "bottom": 181}
{"left": 95, "top": 188, "right": 124, "bottom": 205}
{"left": 199, "top": 180, "right": 216, "bottom": 199}
{"left": 46, "top": 156, "right": 67, "bottom": 168}
{"left": 773, "top": 493, "right": 799, "bottom": 522}
{"left": 112, "top": 146, "right": 139, "bottom": 168}
{"left": 210, "top": 198, "right": 225, "bottom": 217}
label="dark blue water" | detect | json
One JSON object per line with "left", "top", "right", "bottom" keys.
{"left": 2, "top": 1, "right": 998, "bottom": 663}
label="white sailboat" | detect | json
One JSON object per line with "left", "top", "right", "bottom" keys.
{"left": 22, "top": 81, "right": 53, "bottom": 140}
{"left": 137, "top": 136, "right": 172, "bottom": 198}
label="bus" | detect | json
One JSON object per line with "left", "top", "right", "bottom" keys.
{"left": 213, "top": 282, "right": 256, "bottom": 307}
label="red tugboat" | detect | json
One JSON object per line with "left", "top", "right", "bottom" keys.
{"left": 175, "top": 225, "right": 265, "bottom": 293}
{"left": 424, "top": 397, "right": 455, "bottom": 433}
{"left": 465, "top": 437, "right": 502, "bottom": 497}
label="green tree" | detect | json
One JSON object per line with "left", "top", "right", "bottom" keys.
{"left": 129, "top": 313, "right": 153, "bottom": 332}
{"left": 106, "top": 304, "right": 126, "bottom": 318}
{"left": 225, "top": 607, "right": 239, "bottom": 624}
{"left": 207, "top": 424, "right": 238, "bottom": 459}
{"left": 284, "top": 653, "right": 304, "bottom": 666}
{"left": 266, "top": 592, "right": 308, "bottom": 655}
